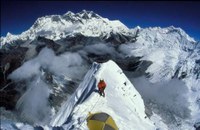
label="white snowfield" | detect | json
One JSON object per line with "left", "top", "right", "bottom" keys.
{"left": 51, "top": 60, "right": 156, "bottom": 130}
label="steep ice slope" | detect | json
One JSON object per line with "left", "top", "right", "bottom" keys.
{"left": 51, "top": 60, "right": 156, "bottom": 130}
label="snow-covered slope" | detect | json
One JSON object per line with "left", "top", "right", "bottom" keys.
{"left": 1, "top": 10, "right": 131, "bottom": 47}
{"left": 50, "top": 60, "right": 156, "bottom": 129}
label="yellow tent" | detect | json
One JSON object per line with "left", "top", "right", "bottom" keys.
{"left": 87, "top": 112, "right": 118, "bottom": 130}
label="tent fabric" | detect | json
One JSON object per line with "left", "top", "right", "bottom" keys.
{"left": 87, "top": 112, "right": 118, "bottom": 130}
{"left": 90, "top": 112, "right": 109, "bottom": 122}
{"left": 104, "top": 124, "right": 115, "bottom": 130}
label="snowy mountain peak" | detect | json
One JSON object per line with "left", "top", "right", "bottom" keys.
{"left": 135, "top": 25, "right": 141, "bottom": 30}
{"left": 167, "top": 26, "right": 195, "bottom": 41}
{"left": 63, "top": 10, "right": 102, "bottom": 20}
{"left": 1, "top": 10, "right": 197, "bottom": 50}
{"left": 145, "top": 26, "right": 195, "bottom": 43}
{"left": 63, "top": 10, "right": 102, "bottom": 21}
{"left": 76, "top": 10, "right": 102, "bottom": 19}
{"left": 5, "top": 32, "right": 18, "bottom": 41}
{"left": 1, "top": 10, "right": 131, "bottom": 47}
{"left": 64, "top": 11, "right": 75, "bottom": 16}
{"left": 0, "top": 32, "right": 18, "bottom": 46}
{"left": 6, "top": 32, "right": 13, "bottom": 37}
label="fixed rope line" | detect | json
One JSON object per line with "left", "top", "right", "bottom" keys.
{"left": 77, "top": 94, "right": 101, "bottom": 129}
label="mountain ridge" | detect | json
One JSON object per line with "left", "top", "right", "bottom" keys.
{"left": 1, "top": 10, "right": 196, "bottom": 48}
{"left": 0, "top": 10, "right": 199, "bottom": 130}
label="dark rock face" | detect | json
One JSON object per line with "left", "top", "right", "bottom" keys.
{"left": 0, "top": 47, "right": 28, "bottom": 86}
{"left": 0, "top": 88, "right": 20, "bottom": 110}
{"left": 87, "top": 53, "right": 111, "bottom": 63}
{"left": 60, "top": 33, "right": 103, "bottom": 46}
{"left": 34, "top": 36, "right": 61, "bottom": 53}
{"left": 116, "top": 57, "right": 152, "bottom": 75}
{"left": 105, "top": 32, "right": 133, "bottom": 44}
{"left": 194, "top": 122, "right": 200, "bottom": 130}
{"left": 0, "top": 46, "right": 28, "bottom": 110}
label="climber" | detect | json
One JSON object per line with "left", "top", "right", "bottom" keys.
{"left": 97, "top": 79, "right": 106, "bottom": 97}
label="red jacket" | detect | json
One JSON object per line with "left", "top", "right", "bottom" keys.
{"left": 98, "top": 80, "right": 106, "bottom": 90}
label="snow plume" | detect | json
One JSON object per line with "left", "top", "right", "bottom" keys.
{"left": 130, "top": 76, "right": 191, "bottom": 128}
{"left": 8, "top": 47, "right": 87, "bottom": 125}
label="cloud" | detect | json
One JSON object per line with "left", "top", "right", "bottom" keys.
{"left": 16, "top": 77, "right": 51, "bottom": 125}
{"left": 84, "top": 43, "right": 117, "bottom": 56}
{"left": 8, "top": 47, "right": 88, "bottom": 124}
{"left": 130, "top": 76, "right": 190, "bottom": 124}
{"left": 9, "top": 47, "right": 87, "bottom": 81}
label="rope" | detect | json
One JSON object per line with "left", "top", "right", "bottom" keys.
{"left": 90, "top": 95, "right": 101, "bottom": 112}
{"left": 76, "top": 94, "right": 101, "bottom": 129}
